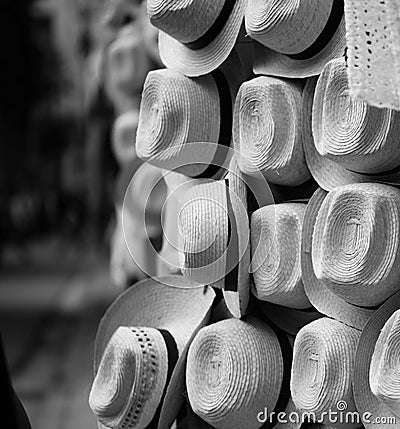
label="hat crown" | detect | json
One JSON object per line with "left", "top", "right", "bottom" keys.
{"left": 312, "top": 183, "right": 400, "bottom": 308}
{"left": 148, "top": 0, "right": 226, "bottom": 44}
{"left": 370, "top": 310, "right": 400, "bottom": 418}
{"left": 89, "top": 326, "right": 168, "bottom": 429}
{"left": 246, "top": 0, "right": 334, "bottom": 55}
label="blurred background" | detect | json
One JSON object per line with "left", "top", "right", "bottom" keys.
{"left": 0, "top": 0, "right": 162, "bottom": 427}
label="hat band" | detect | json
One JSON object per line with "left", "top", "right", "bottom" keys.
{"left": 193, "top": 69, "right": 232, "bottom": 180}
{"left": 144, "top": 329, "right": 178, "bottom": 429}
{"left": 224, "top": 179, "right": 240, "bottom": 292}
{"left": 347, "top": 162, "right": 400, "bottom": 177}
{"left": 286, "top": 0, "right": 343, "bottom": 61}
{"left": 183, "top": 0, "right": 236, "bottom": 51}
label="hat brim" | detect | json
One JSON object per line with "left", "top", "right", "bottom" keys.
{"left": 222, "top": 157, "right": 250, "bottom": 319}
{"left": 303, "top": 76, "right": 400, "bottom": 191}
{"left": 301, "top": 188, "right": 375, "bottom": 330}
{"left": 94, "top": 275, "right": 215, "bottom": 429}
{"left": 253, "top": 16, "right": 346, "bottom": 78}
{"left": 353, "top": 290, "right": 400, "bottom": 429}
{"left": 158, "top": 0, "right": 248, "bottom": 77}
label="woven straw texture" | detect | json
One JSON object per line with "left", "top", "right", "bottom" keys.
{"left": 251, "top": 203, "right": 310, "bottom": 309}
{"left": 233, "top": 76, "right": 311, "bottom": 186}
{"left": 93, "top": 276, "right": 215, "bottom": 429}
{"left": 186, "top": 317, "right": 283, "bottom": 429}
{"left": 370, "top": 309, "right": 400, "bottom": 419}
{"left": 353, "top": 290, "right": 400, "bottom": 429}
{"left": 148, "top": 0, "right": 248, "bottom": 76}
{"left": 291, "top": 318, "right": 360, "bottom": 428}
{"left": 312, "top": 183, "right": 400, "bottom": 308}
{"left": 301, "top": 187, "right": 374, "bottom": 330}
{"left": 345, "top": 0, "right": 400, "bottom": 110}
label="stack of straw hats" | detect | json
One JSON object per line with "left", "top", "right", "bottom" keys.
{"left": 90, "top": 1, "right": 400, "bottom": 428}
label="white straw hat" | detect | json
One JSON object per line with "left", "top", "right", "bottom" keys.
{"left": 291, "top": 317, "right": 361, "bottom": 428}
{"left": 89, "top": 275, "right": 215, "bottom": 429}
{"left": 344, "top": 0, "right": 400, "bottom": 111}
{"left": 306, "top": 57, "right": 400, "bottom": 191}
{"left": 178, "top": 158, "right": 250, "bottom": 318}
{"left": 251, "top": 203, "right": 311, "bottom": 309}
{"left": 233, "top": 76, "right": 311, "bottom": 186}
{"left": 186, "top": 317, "right": 300, "bottom": 429}
{"left": 247, "top": 0, "right": 346, "bottom": 78}
{"left": 147, "top": 0, "right": 248, "bottom": 77}
{"left": 112, "top": 110, "right": 139, "bottom": 165}
{"left": 353, "top": 290, "right": 400, "bottom": 429}
{"left": 301, "top": 187, "right": 374, "bottom": 330}
{"left": 136, "top": 52, "right": 243, "bottom": 179}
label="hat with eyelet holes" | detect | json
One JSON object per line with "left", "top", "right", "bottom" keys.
{"left": 306, "top": 57, "right": 400, "bottom": 191}
{"left": 291, "top": 317, "right": 361, "bottom": 429}
{"left": 89, "top": 275, "right": 215, "bottom": 429}
{"left": 353, "top": 290, "right": 400, "bottom": 429}
{"left": 136, "top": 51, "right": 243, "bottom": 180}
{"left": 302, "top": 183, "right": 400, "bottom": 330}
{"left": 251, "top": 203, "right": 310, "bottom": 309}
{"left": 233, "top": 76, "right": 311, "bottom": 186}
{"left": 178, "top": 157, "right": 250, "bottom": 318}
{"left": 186, "top": 317, "right": 301, "bottom": 429}
{"left": 344, "top": 0, "right": 400, "bottom": 111}
{"left": 246, "top": 0, "right": 346, "bottom": 78}
{"left": 147, "top": 0, "right": 248, "bottom": 77}
{"left": 112, "top": 110, "right": 139, "bottom": 165}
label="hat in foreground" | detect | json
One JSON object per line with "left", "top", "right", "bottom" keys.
{"left": 353, "top": 290, "right": 400, "bottom": 429}
{"left": 305, "top": 57, "right": 400, "bottom": 191}
{"left": 179, "top": 158, "right": 249, "bottom": 318}
{"left": 233, "top": 76, "right": 311, "bottom": 186}
{"left": 89, "top": 276, "right": 215, "bottom": 429}
{"left": 292, "top": 317, "right": 361, "bottom": 428}
{"left": 247, "top": 0, "right": 346, "bottom": 78}
{"left": 186, "top": 317, "right": 300, "bottom": 429}
{"left": 147, "top": 0, "right": 248, "bottom": 77}
{"left": 136, "top": 52, "right": 243, "bottom": 179}
{"left": 301, "top": 185, "right": 396, "bottom": 330}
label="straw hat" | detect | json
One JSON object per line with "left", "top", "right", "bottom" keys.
{"left": 291, "top": 317, "right": 361, "bottom": 428}
{"left": 251, "top": 203, "right": 310, "bottom": 309}
{"left": 178, "top": 158, "right": 250, "bottom": 318}
{"left": 344, "top": 0, "right": 400, "bottom": 110}
{"left": 306, "top": 57, "right": 400, "bottom": 191}
{"left": 136, "top": 52, "right": 243, "bottom": 179}
{"left": 147, "top": 0, "right": 248, "bottom": 77}
{"left": 247, "top": 0, "right": 346, "bottom": 78}
{"left": 353, "top": 290, "right": 400, "bottom": 429}
{"left": 312, "top": 183, "right": 400, "bottom": 308}
{"left": 186, "top": 317, "right": 300, "bottom": 429}
{"left": 111, "top": 110, "right": 139, "bottom": 165}
{"left": 89, "top": 276, "right": 215, "bottom": 429}
{"left": 233, "top": 76, "right": 311, "bottom": 186}
{"left": 301, "top": 187, "right": 374, "bottom": 330}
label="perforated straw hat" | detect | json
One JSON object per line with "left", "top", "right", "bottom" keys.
{"left": 136, "top": 52, "right": 243, "bottom": 179}
{"left": 344, "top": 0, "right": 400, "bottom": 111}
{"left": 178, "top": 158, "right": 250, "bottom": 318}
{"left": 147, "top": 0, "right": 248, "bottom": 77}
{"left": 251, "top": 203, "right": 310, "bottom": 309}
{"left": 112, "top": 110, "right": 139, "bottom": 165}
{"left": 89, "top": 276, "right": 215, "bottom": 429}
{"left": 303, "top": 183, "right": 400, "bottom": 330}
{"left": 233, "top": 76, "right": 311, "bottom": 186}
{"left": 305, "top": 57, "right": 400, "bottom": 191}
{"left": 353, "top": 290, "right": 400, "bottom": 429}
{"left": 247, "top": 0, "right": 346, "bottom": 78}
{"left": 186, "top": 317, "right": 300, "bottom": 429}
{"left": 291, "top": 317, "right": 361, "bottom": 428}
